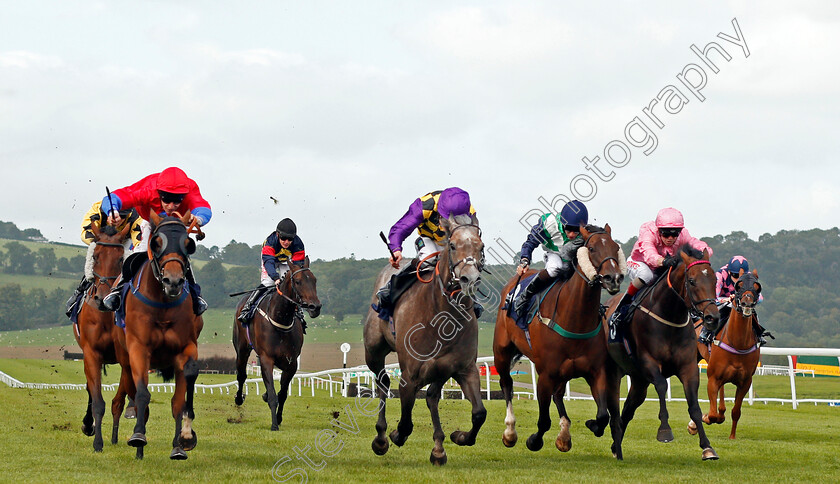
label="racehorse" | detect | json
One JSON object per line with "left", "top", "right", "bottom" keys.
{"left": 74, "top": 222, "right": 135, "bottom": 452}
{"left": 232, "top": 257, "right": 321, "bottom": 430}
{"left": 604, "top": 245, "right": 721, "bottom": 460}
{"left": 690, "top": 270, "right": 762, "bottom": 440}
{"left": 363, "top": 213, "right": 486, "bottom": 466}
{"left": 121, "top": 211, "right": 203, "bottom": 460}
{"left": 493, "top": 225, "right": 626, "bottom": 459}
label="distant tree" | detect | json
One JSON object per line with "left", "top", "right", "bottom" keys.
{"left": 0, "top": 221, "right": 22, "bottom": 240}
{"left": 69, "top": 255, "right": 85, "bottom": 274}
{"left": 0, "top": 284, "right": 26, "bottom": 330}
{"left": 222, "top": 240, "right": 260, "bottom": 266}
{"left": 195, "top": 258, "right": 227, "bottom": 308}
{"left": 57, "top": 257, "right": 73, "bottom": 273}
{"left": 22, "top": 228, "right": 44, "bottom": 240}
{"left": 4, "top": 242, "right": 35, "bottom": 274}
{"left": 35, "top": 247, "right": 57, "bottom": 275}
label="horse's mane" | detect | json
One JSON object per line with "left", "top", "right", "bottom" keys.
{"left": 678, "top": 244, "right": 705, "bottom": 260}
{"left": 451, "top": 214, "right": 475, "bottom": 226}
{"left": 584, "top": 224, "right": 604, "bottom": 233}
{"left": 101, "top": 224, "right": 118, "bottom": 236}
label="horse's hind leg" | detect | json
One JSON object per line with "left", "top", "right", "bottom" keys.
{"left": 83, "top": 353, "right": 106, "bottom": 451}
{"left": 389, "top": 380, "right": 417, "bottom": 447}
{"left": 275, "top": 358, "right": 297, "bottom": 428}
{"left": 259, "top": 355, "right": 281, "bottom": 431}
{"left": 110, "top": 368, "right": 132, "bottom": 444}
{"left": 450, "top": 369, "right": 487, "bottom": 447}
{"left": 425, "top": 381, "right": 447, "bottom": 466}
{"left": 552, "top": 385, "right": 572, "bottom": 452}
{"left": 365, "top": 343, "right": 391, "bottom": 455}
{"left": 729, "top": 379, "right": 751, "bottom": 440}
{"left": 82, "top": 387, "right": 95, "bottom": 437}
{"left": 495, "top": 344, "right": 518, "bottom": 447}
{"left": 526, "top": 375, "right": 555, "bottom": 452}
{"left": 233, "top": 325, "right": 250, "bottom": 406}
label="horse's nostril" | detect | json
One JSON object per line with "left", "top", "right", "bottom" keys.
{"left": 460, "top": 276, "right": 470, "bottom": 285}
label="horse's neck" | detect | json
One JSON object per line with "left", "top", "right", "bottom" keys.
{"left": 650, "top": 267, "right": 688, "bottom": 319}
{"left": 544, "top": 273, "right": 599, "bottom": 327}
{"left": 723, "top": 311, "right": 755, "bottom": 348}
{"left": 267, "top": 284, "right": 296, "bottom": 321}
{"left": 431, "top": 249, "right": 474, "bottom": 321}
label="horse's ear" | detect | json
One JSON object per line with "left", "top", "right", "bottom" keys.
{"left": 304, "top": 256, "right": 310, "bottom": 267}
{"left": 680, "top": 250, "right": 691, "bottom": 265}
{"left": 701, "top": 248, "right": 710, "bottom": 261}
{"left": 150, "top": 210, "right": 162, "bottom": 226}
{"left": 184, "top": 237, "right": 196, "bottom": 255}
{"left": 580, "top": 225, "right": 590, "bottom": 238}
{"left": 440, "top": 215, "right": 451, "bottom": 234}
{"left": 604, "top": 223, "right": 611, "bottom": 235}
{"left": 738, "top": 268, "right": 745, "bottom": 277}
{"left": 118, "top": 222, "right": 131, "bottom": 239}
{"left": 752, "top": 269, "right": 758, "bottom": 278}
{"left": 90, "top": 222, "right": 101, "bottom": 240}
{"left": 470, "top": 212, "right": 479, "bottom": 226}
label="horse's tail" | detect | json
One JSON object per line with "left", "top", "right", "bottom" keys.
{"left": 157, "top": 366, "right": 176, "bottom": 382}
{"left": 102, "top": 364, "right": 108, "bottom": 377}
{"left": 511, "top": 352, "right": 525, "bottom": 367}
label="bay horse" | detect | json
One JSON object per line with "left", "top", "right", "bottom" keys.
{"left": 493, "top": 224, "right": 626, "bottom": 459}
{"left": 121, "top": 211, "right": 203, "bottom": 460}
{"left": 604, "top": 245, "right": 721, "bottom": 460}
{"left": 690, "top": 270, "right": 762, "bottom": 440}
{"left": 74, "top": 222, "right": 135, "bottom": 452}
{"left": 232, "top": 257, "right": 321, "bottom": 430}
{"left": 363, "top": 213, "right": 486, "bottom": 466}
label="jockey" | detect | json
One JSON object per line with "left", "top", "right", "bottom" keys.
{"left": 100, "top": 167, "right": 212, "bottom": 315}
{"left": 64, "top": 201, "right": 144, "bottom": 317}
{"left": 237, "top": 218, "right": 306, "bottom": 324}
{"left": 375, "top": 187, "right": 479, "bottom": 317}
{"left": 699, "top": 255, "right": 771, "bottom": 346}
{"left": 608, "top": 207, "right": 713, "bottom": 342}
{"left": 513, "top": 200, "right": 588, "bottom": 315}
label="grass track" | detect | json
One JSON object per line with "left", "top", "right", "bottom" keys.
{"left": 0, "top": 383, "right": 839, "bottom": 483}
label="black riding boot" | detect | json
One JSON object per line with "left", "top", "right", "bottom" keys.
{"left": 238, "top": 286, "right": 270, "bottom": 323}
{"left": 186, "top": 268, "right": 207, "bottom": 315}
{"left": 608, "top": 291, "right": 634, "bottom": 344}
{"left": 65, "top": 277, "right": 92, "bottom": 317}
{"left": 513, "top": 269, "right": 554, "bottom": 316}
{"left": 753, "top": 318, "right": 772, "bottom": 346}
{"left": 102, "top": 275, "right": 125, "bottom": 312}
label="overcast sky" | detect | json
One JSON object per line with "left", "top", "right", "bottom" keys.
{"left": 2, "top": 1, "right": 838, "bottom": 262}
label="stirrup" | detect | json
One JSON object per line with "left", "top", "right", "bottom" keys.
{"left": 102, "top": 291, "right": 121, "bottom": 312}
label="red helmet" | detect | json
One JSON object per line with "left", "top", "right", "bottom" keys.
{"left": 156, "top": 167, "right": 190, "bottom": 194}
{"left": 655, "top": 207, "right": 684, "bottom": 228}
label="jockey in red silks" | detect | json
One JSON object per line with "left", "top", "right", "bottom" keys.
{"left": 704, "top": 255, "right": 771, "bottom": 346}
{"left": 608, "top": 207, "right": 712, "bottom": 343}
{"left": 100, "top": 167, "right": 212, "bottom": 315}
{"left": 374, "top": 187, "right": 480, "bottom": 318}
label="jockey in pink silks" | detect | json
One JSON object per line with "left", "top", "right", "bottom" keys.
{"left": 608, "top": 207, "right": 712, "bottom": 343}
{"left": 710, "top": 255, "right": 772, "bottom": 346}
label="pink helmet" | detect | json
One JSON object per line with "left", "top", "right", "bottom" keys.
{"left": 655, "top": 207, "right": 684, "bottom": 228}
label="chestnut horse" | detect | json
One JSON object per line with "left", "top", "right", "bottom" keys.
{"left": 604, "top": 245, "right": 721, "bottom": 460}
{"left": 232, "top": 257, "right": 321, "bottom": 430}
{"left": 363, "top": 213, "right": 486, "bottom": 466}
{"left": 494, "top": 225, "right": 626, "bottom": 459}
{"left": 74, "top": 222, "right": 135, "bottom": 452}
{"left": 690, "top": 270, "right": 762, "bottom": 440}
{"left": 121, "top": 211, "right": 203, "bottom": 460}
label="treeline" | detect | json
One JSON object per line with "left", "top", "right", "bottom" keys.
{"left": 0, "top": 241, "right": 85, "bottom": 276}
{"left": 0, "top": 220, "right": 45, "bottom": 242}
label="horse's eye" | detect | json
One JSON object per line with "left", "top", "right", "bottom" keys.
{"left": 450, "top": 243, "right": 456, "bottom": 251}
{"left": 688, "top": 279, "right": 696, "bottom": 286}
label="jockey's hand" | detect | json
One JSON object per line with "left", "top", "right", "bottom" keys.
{"left": 107, "top": 211, "right": 122, "bottom": 226}
{"left": 389, "top": 250, "right": 402, "bottom": 269}
{"left": 274, "top": 278, "right": 282, "bottom": 288}
{"left": 516, "top": 259, "right": 529, "bottom": 276}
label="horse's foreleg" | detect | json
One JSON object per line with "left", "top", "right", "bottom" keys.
{"left": 389, "top": 381, "right": 417, "bottom": 447}
{"left": 169, "top": 365, "right": 189, "bottom": 460}
{"left": 495, "top": 347, "right": 518, "bottom": 447}
{"left": 259, "top": 356, "right": 280, "bottom": 431}
{"left": 276, "top": 359, "right": 297, "bottom": 428}
{"left": 605, "top": 366, "right": 625, "bottom": 460}
{"left": 620, "top": 375, "right": 649, "bottom": 436}
{"left": 526, "top": 375, "right": 555, "bottom": 452}
{"left": 82, "top": 386, "right": 94, "bottom": 437}
{"left": 717, "top": 385, "right": 728, "bottom": 423}
{"left": 553, "top": 384, "right": 572, "bottom": 452}
{"left": 425, "top": 381, "right": 447, "bottom": 466}
{"left": 370, "top": 364, "right": 391, "bottom": 455}
{"left": 679, "top": 367, "right": 718, "bottom": 460}
{"left": 110, "top": 368, "right": 132, "bottom": 445}
{"left": 128, "top": 354, "right": 151, "bottom": 459}
{"left": 650, "top": 372, "right": 674, "bottom": 443}
{"left": 729, "top": 379, "right": 752, "bottom": 440}
{"left": 584, "top": 372, "right": 610, "bottom": 439}
{"left": 83, "top": 352, "right": 106, "bottom": 452}
{"left": 234, "top": 336, "right": 250, "bottom": 406}
{"left": 450, "top": 369, "right": 487, "bottom": 447}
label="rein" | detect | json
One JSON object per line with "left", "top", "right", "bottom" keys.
{"left": 258, "top": 266, "right": 311, "bottom": 331}
{"left": 89, "top": 241, "right": 125, "bottom": 292}
{"left": 638, "top": 258, "right": 715, "bottom": 328}
{"left": 416, "top": 223, "right": 484, "bottom": 307}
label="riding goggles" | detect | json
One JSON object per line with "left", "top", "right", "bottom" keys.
{"left": 659, "top": 228, "right": 682, "bottom": 238}
{"left": 158, "top": 190, "right": 186, "bottom": 204}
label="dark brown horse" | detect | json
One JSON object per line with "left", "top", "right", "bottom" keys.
{"left": 690, "top": 270, "right": 762, "bottom": 440}
{"left": 233, "top": 257, "right": 321, "bottom": 430}
{"left": 604, "top": 245, "right": 721, "bottom": 460}
{"left": 494, "top": 225, "right": 626, "bottom": 459}
{"left": 121, "top": 211, "right": 203, "bottom": 460}
{"left": 74, "top": 222, "right": 135, "bottom": 451}
{"left": 363, "top": 213, "right": 486, "bottom": 466}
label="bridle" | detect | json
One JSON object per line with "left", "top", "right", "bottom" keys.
{"left": 667, "top": 259, "right": 717, "bottom": 321}
{"left": 574, "top": 230, "right": 621, "bottom": 287}
{"left": 147, "top": 219, "right": 193, "bottom": 292}
{"left": 733, "top": 276, "right": 761, "bottom": 317}
{"left": 90, "top": 241, "right": 125, "bottom": 293}
{"left": 274, "top": 265, "right": 312, "bottom": 308}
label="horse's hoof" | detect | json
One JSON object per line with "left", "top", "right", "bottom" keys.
{"left": 372, "top": 437, "right": 389, "bottom": 455}
{"left": 585, "top": 419, "right": 605, "bottom": 437}
{"left": 657, "top": 428, "right": 674, "bottom": 443}
{"left": 389, "top": 429, "right": 408, "bottom": 447}
{"left": 170, "top": 447, "right": 188, "bottom": 460}
{"left": 82, "top": 425, "right": 95, "bottom": 437}
{"left": 702, "top": 447, "right": 719, "bottom": 460}
{"left": 702, "top": 414, "right": 711, "bottom": 425}
{"left": 124, "top": 407, "right": 137, "bottom": 419}
{"left": 235, "top": 395, "right": 244, "bottom": 406}
{"left": 687, "top": 420, "right": 698, "bottom": 436}
{"left": 555, "top": 434, "right": 572, "bottom": 452}
{"left": 612, "top": 445, "right": 623, "bottom": 460}
{"left": 127, "top": 432, "right": 147, "bottom": 447}
{"left": 450, "top": 430, "right": 473, "bottom": 446}
{"left": 429, "top": 449, "right": 447, "bottom": 466}
{"left": 525, "top": 434, "right": 543, "bottom": 452}
{"left": 502, "top": 431, "right": 518, "bottom": 448}
{"left": 180, "top": 429, "right": 197, "bottom": 451}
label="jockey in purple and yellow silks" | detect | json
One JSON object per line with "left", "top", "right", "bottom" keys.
{"left": 375, "top": 187, "right": 478, "bottom": 317}
{"left": 704, "top": 256, "right": 772, "bottom": 346}
{"left": 100, "top": 167, "right": 212, "bottom": 315}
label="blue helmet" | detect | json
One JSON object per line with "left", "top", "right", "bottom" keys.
{"left": 727, "top": 256, "right": 749, "bottom": 277}
{"left": 559, "top": 200, "right": 588, "bottom": 229}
